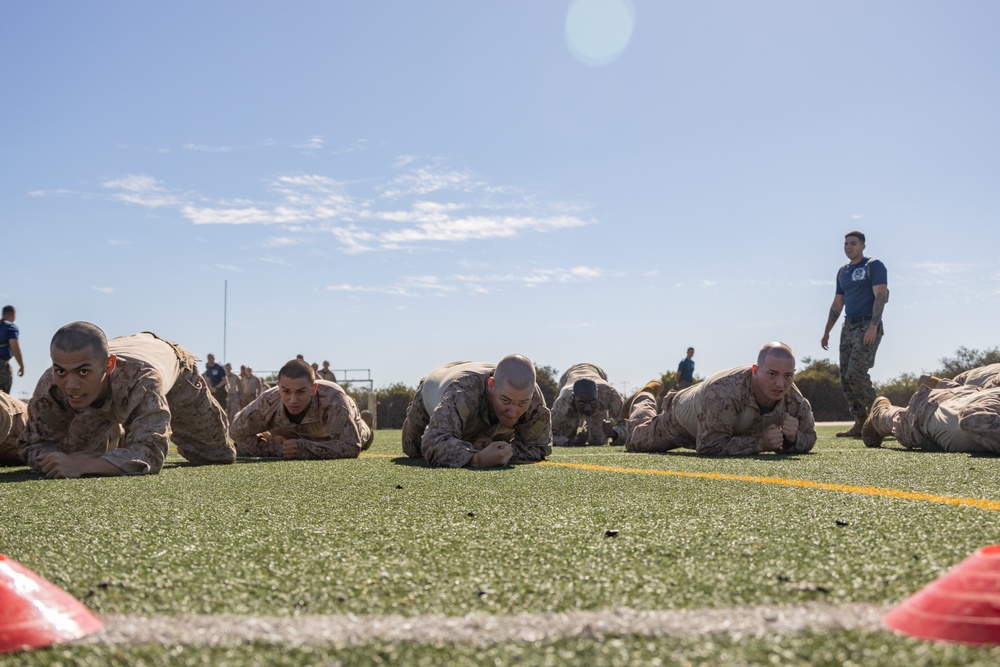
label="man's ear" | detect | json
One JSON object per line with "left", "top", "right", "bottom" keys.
{"left": 311, "top": 383, "right": 318, "bottom": 395}
{"left": 487, "top": 376, "right": 494, "bottom": 391}
{"left": 750, "top": 364, "right": 758, "bottom": 375}
{"left": 106, "top": 354, "right": 118, "bottom": 375}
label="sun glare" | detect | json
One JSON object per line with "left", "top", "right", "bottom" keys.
{"left": 565, "top": 0, "right": 635, "bottom": 66}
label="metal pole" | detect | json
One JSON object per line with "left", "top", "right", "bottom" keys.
{"left": 223, "top": 280, "right": 228, "bottom": 363}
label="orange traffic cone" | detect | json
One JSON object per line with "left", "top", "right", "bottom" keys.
{"left": 885, "top": 545, "right": 1000, "bottom": 645}
{"left": 0, "top": 554, "right": 103, "bottom": 654}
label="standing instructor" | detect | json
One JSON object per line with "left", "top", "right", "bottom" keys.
{"left": 821, "top": 231, "right": 889, "bottom": 438}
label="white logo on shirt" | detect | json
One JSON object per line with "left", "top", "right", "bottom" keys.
{"left": 851, "top": 267, "right": 867, "bottom": 281}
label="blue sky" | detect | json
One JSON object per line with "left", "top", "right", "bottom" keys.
{"left": 2, "top": 1, "right": 998, "bottom": 400}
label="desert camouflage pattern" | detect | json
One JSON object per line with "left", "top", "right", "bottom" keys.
{"left": 226, "top": 373, "right": 243, "bottom": 425}
{"left": 317, "top": 369, "right": 337, "bottom": 383}
{"left": 230, "top": 380, "right": 372, "bottom": 459}
{"left": 625, "top": 366, "right": 816, "bottom": 456}
{"left": 953, "top": 363, "right": 1000, "bottom": 389}
{"left": 19, "top": 333, "right": 235, "bottom": 475}
{"left": 401, "top": 361, "right": 552, "bottom": 467}
{"left": 550, "top": 363, "right": 626, "bottom": 446}
{"left": 871, "top": 382, "right": 1000, "bottom": 453}
{"left": 839, "top": 320, "right": 883, "bottom": 420}
{"left": 240, "top": 374, "right": 266, "bottom": 409}
{"left": 0, "top": 391, "right": 27, "bottom": 464}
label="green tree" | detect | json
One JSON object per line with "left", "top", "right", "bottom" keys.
{"left": 874, "top": 373, "right": 919, "bottom": 408}
{"left": 936, "top": 346, "right": 1000, "bottom": 379}
{"left": 793, "top": 357, "right": 851, "bottom": 421}
{"left": 345, "top": 383, "right": 416, "bottom": 430}
{"left": 535, "top": 364, "right": 560, "bottom": 407}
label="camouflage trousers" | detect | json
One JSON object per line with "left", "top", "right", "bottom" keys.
{"left": 868, "top": 384, "right": 1000, "bottom": 453}
{"left": 624, "top": 390, "right": 695, "bottom": 453}
{"left": 400, "top": 379, "right": 429, "bottom": 459}
{"left": 839, "top": 320, "right": 883, "bottom": 420}
{"left": 161, "top": 343, "right": 235, "bottom": 466}
{"left": 0, "top": 360, "right": 12, "bottom": 394}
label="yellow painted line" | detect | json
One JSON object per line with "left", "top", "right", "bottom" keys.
{"left": 537, "top": 460, "right": 1000, "bottom": 512}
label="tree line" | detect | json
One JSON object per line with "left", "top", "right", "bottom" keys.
{"left": 345, "top": 347, "right": 1000, "bottom": 428}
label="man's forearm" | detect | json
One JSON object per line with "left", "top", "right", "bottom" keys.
{"left": 870, "top": 292, "right": 888, "bottom": 327}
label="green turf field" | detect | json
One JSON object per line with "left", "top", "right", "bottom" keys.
{"left": 3, "top": 426, "right": 1000, "bottom": 665}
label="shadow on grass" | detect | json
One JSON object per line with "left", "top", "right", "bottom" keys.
{"left": 389, "top": 456, "right": 521, "bottom": 471}
{"left": 0, "top": 466, "right": 37, "bottom": 483}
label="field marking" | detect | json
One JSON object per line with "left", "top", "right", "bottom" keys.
{"left": 538, "top": 461, "right": 1000, "bottom": 511}
{"left": 85, "top": 603, "right": 890, "bottom": 647}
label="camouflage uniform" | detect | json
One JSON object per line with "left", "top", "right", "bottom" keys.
{"left": 18, "top": 332, "right": 236, "bottom": 475}
{"left": 1, "top": 391, "right": 27, "bottom": 465}
{"left": 867, "top": 382, "right": 1000, "bottom": 453}
{"left": 550, "top": 363, "right": 626, "bottom": 446}
{"left": 625, "top": 366, "right": 816, "bottom": 456}
{"left": 317, "top": 368, "right": 337, "bottom": 383}
{"left": 240, "top": 374, "right": 266, "bottom": 409}
{"left": 839, "top": 320, "right": 884, "bottom": 421}
{"left": 952, "top": 364, "right": 1000, "bottom": 389}
{"left": 230, "top": 380, "right": 372, "bottom": 459}
{"left": 226, "top": 372, "right": 243, "bottom": 425}
{"left": 401, "top": 361, "right": 552, "bottom": 467}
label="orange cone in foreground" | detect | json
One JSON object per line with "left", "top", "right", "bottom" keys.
{"left": 0, "top": 554, "right": 103, "bottom": 654}
{"left": 885, "top": 544, "right": 1000, "bottom": 645}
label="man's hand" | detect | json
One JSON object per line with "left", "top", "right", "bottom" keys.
{"left": 863, "top": 324, "right": 878, "bottom": 345}
{"left": 471, "top": 434, "right": 492, "bottom": 451}
{"left": 17, "top": 366, "right": 24, "bottom": 377}
{"left": 755, "top": 425, "right": 784, "bottom": 453}
{"left": 281, "top": 438, "right": 299, "bottom": 459}
{"left": 601, "top": 420, "right": 615, "bottom": 438}
{"left": 781, "top": 414, "right": 799, "bottom": 442}
{"left": 38, "top": 451, "right": 123, "bottom": 478}
{"left": 571, "top": 431, "right": 588, "bottom": 446}
{"left": 820, "top": 333, "right": 830, "bottom": 351}
{"left": 470, "top": 441, "right": 513, "bottom": 467}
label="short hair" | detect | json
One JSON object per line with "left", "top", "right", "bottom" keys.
{"left": 278, "top": 359, "right": 316, "bottom": 382}
{"left": 757, "top": 341, "right": 795, "bottom": 367}
{"left": 51, "top": 321, "right": 109, "bottom": 358}
{"left": 687, "top": 347, "right": 694, "bottom": 353}
{"left": 845, "top": 230, "right": 866, "bottom": 244}
{"left": 572, "top": 378, "right": 598, "bottom": 401}
{"left": 1, "top": 305, "right": 13, "bottom": 316}
{"left": 493, "top": 354, "right": 536, "bottom": 392}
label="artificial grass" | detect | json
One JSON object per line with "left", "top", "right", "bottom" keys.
{"left": 7, "top": 632, "right": 1000, "bottom": 667}
{"left": 2, "top": 426, "right": 1000, "bottom": 664}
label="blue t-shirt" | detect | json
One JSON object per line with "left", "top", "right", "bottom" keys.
{"left": 677, "top": 358, "right": 695, "bottom": 382}
{"left": 204, "top": 363, "right": 227, "bottom": 389}
{"left": 0, "top": 321, "right": 18, "bottom": 361}
{"left": 835, "top": 258, "right": 888, "bottom": 318}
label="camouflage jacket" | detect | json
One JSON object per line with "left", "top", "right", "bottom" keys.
{"left": 230, "top": 380, "right": 371, "bottom": 459}
{"left": 419, "top": 362, "right": 552, "bottom": 467}
{"left": 18, "top": 333, "right": 185, "bottom": 475}
{"left": 953, "top": 364, "right": 1000, "bottom": 389}
{"left": 0, "top": 391, "right": 27, "bottom": 464}
{"left": 550, "top": 363, "right": 625, "bottom": 446}
{"left": 672, "top": 366, "right": 816, "bottom": 456}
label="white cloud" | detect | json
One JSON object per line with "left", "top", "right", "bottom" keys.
{"left": 851, "top": 213, "right": 864, "bottom": 220}
{"left": 294, "top": 135, "right": 325, "bottom": 150}
{"left": 102, "top": 174, "right": 178, "bottom": 208}
{"left": 911, "top": 261, "right": 974, "bottom": 276}
{"left": 91, "top": 286, "right": 114, "bottom": 294}
{"left": 381, "top": 166, "right": 483, "bottom": 199}
{"left": 184, "top": 143, "right": 240, "bottom": 153}
{"left": 108, "top": 239, "right": 131, "bottom": 247}
{"left": 216, "top": 264, "right": 241, "bottom": 272}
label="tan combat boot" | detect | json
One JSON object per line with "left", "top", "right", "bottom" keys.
{"left": 862, "top": 397, "right": 891, "bottom": 448}
{"left": 620, "top": 380, "right": 663, "bottom": 421}
{"left": 836, "top": 416, "right": 865, "bottom": 438}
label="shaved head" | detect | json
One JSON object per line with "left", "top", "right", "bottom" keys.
{"left": 50, "top": 321, "right": 109, "bottom": 359}
{"left": 493, "top": 354, "right": 536, "bottom": 392}
{"left": 757, "top": 341, "right": 795, "bottom": 367}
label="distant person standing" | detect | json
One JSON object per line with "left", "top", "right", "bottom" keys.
{"left": 676, "top": 347, "right": 695, "bottom": 389}
{"left": 224, "top": 363, "right": 243, "bottom": 424}
{"left": 1, "top": 391, "right": 28, "bottom": 465}
{"left": 0, "top": 305, "right": 24, "bottom": 393}
{"left": 317, "top": 360, "right": 337, "bottom": 383}
{"left": 203, "top": 353, "right": 227, "bottom": 408}
{"left": 821, "top": 231, "right": 888, "bottom": 438}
